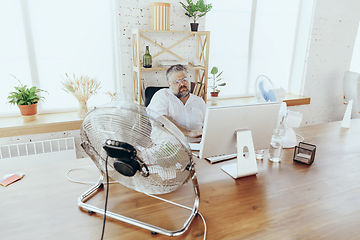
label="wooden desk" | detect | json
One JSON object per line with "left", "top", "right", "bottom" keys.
{"left": 1, "top": 120, "right": 360, "bottom": 240}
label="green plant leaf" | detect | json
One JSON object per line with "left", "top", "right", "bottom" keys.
{"left": 180, "top": 0, "right": 211, "bottom": 22}
{"left": 7, "top": 75, "right": 47, "bottom": 106}
{"left": 208, "top": 66, "right": 226, "bottom": 92}
{"left": 210, "top": 66, "right": 218, "bottom": 75}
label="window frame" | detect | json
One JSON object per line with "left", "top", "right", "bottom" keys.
{"left": 205, "top": 0, "right": 316, "bottom": 99}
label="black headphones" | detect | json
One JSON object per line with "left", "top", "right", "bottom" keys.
{"left": 103, "top": 139, "right": 149, "bottom": 177}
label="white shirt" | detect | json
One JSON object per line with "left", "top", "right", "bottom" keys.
{"left": 147, "top": 88, "right": 207, "bottom": 130}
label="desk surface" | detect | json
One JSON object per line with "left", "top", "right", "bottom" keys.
{"left": 1, "top": 120, "right": 359, "bottom": 240}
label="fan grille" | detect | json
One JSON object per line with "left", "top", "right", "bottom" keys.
{"left": 81, "top": 101, "right": 193, "bottom": 194}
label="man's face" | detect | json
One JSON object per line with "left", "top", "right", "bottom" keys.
{"left": 168, "top": 71, "right": 190, "bottom": 99}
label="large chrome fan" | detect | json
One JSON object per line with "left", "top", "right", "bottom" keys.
{"left": 78, "top": 101, "right": 200, "bottom": 236}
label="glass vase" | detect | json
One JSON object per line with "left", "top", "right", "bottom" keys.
{"left": 78, "top": 101, "right": 88, "bottom": 119}
{"left": 269, "top": 128, "right": 285, "bottom": 163}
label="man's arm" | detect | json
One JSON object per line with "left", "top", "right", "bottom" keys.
{"left": 160, "top": 115, "right": 203, "bottom": 138}
{"left": 147, "top": 89, "right": 203, "bottom": 138}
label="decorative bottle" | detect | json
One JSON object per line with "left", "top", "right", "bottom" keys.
{"left": 143, "top": 46, "right": 152, "bottom": 68}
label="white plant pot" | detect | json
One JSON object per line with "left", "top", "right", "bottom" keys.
{"left": 211, "top": 96, "right": 218, "bottom": 105}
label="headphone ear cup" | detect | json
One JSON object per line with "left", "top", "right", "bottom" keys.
{"left": 113, "top": 158, "right": 140, "bottom": 177}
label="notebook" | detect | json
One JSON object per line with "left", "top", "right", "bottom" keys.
{"left": 0, "top": 173, "right": 25, "bottom": 187}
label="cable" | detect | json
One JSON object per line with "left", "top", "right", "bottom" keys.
{"left": 65, "top": 166, "right": 117, "bottom": 185}
{"left": 296, "top": 134, "right": 304, "bottom": 142}
{"left": 145, "top": 193, "right": 207, "bottom": 240}
{"left": 100, "top": 156, "right": 110, "bottom": 240}
{"left": 192, "top": 152, "right": 200, "bottom": 159}
{"left": 67, "top": 164, "right": 207, "bottom": 239}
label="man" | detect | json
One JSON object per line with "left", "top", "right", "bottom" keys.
{"left": 147, "top": 64, "right": 206, "bottom": 140}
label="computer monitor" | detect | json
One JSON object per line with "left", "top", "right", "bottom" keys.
{"left": 199, "top": 102, "right": 281, "bottom": 179}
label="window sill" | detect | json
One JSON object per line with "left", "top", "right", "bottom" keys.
{"left": 206, "top": 94, "right": 310, "bottom": 107}
{"left": 0, "top": 111, "right": 83, "bottom": 138}
{"left": 0, "top": 94, "right": 310, "bottom": 138}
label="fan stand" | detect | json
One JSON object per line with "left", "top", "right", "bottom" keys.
{"left": 221, "top": 129, "right": 258, "bottom": 179}
{"left": 78, "top": 167, "right": 200, "bottom": 237}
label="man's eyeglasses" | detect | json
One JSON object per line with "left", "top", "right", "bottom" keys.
{"left": 172, "top": 78, "right": 189, "bottom": 85}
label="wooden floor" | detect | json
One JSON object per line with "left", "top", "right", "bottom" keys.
{"left": 1, "top": 120, "right": 360, "bottom": 240}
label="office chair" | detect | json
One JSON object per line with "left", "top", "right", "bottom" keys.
{"left": 144, "top": 82, "right": 198, "bottom": 107}
{"left": 144, "top": 86, "right": 169, "bottom": 107}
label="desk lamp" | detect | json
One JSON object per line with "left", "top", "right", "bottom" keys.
{"left": 342, "top": 71, "right": 360, "bottom": 128}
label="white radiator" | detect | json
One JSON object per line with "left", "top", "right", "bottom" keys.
{"left": 0, "top": 137, "right": 76, "bottom": 165}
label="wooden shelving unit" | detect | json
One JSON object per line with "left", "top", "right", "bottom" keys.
{"left": 131, "top": 29, "right": 210, "bottom": 105}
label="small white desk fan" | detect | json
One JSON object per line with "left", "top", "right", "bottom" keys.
{"left": 255, "top": 75, "right": 302, "bottom": 148}
{"left": 255, "top": 75, "right": 286, "bottom": 103}
{"left": 277, "top": 102, "right": 303, "bottom": 148}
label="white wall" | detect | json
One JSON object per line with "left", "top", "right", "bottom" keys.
{"left": 288, "top": 0, "right": 360, "bottom": 125}
{"left": 117, "top": 0, "right": 206, "bottom": 95}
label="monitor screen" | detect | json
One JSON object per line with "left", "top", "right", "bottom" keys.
{"left": 199, "top": 102, "right": 281, "bottom": 159}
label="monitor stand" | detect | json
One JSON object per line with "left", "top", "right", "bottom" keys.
{"left": 221, "top": 129, "right": 258, "bottom": 179}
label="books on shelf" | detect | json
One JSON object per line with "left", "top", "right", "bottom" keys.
{"left": 191, "top": 82, "right": 204, "bottom": 98}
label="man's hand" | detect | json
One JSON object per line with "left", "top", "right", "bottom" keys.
{"left": 187, "top": 128, "right": 203, "bottom": 138}
{"left": 160, "top": 115, "right": 203, "bottom": 138}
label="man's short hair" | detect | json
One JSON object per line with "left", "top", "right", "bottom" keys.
{"left": 166, "top": 64, "right": 188, "bottom": 82}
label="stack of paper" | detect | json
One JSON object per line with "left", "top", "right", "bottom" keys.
{"left": 159, "top": 60, "right": 188, "bottom": 67}
{"left": 0, "top": 173, "right": 25, "bottom": 187}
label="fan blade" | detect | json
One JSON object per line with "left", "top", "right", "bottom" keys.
{"left": 259, "top": 81, "right": 270, "bottom": 102}
{"left": 268, "top": 89, "right": 278, "bottom": 102}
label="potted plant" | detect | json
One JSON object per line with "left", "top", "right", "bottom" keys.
{"left": 61, "top": 73, "right": 101, "bottom": 119}
{"left": 180, "top": 0, "right": 212, "bottom": 31}
{"left": 208, "top": 66, "right": 226, "bottom": 105}
{"left": 7, "top": 75, "right": 47, "bottom": 118}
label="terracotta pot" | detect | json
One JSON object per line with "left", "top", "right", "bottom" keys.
{"left": 210, "top": 92, "right": 219, "bottom": 97}
{"left": 18, "top": 103, "right": 38, "bottom": 116}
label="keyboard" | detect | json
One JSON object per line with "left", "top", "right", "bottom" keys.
{"left": 189, "top": 143, "right": 201, "bottom": 151}
{"left": 206, "top": 153, "right": 237, "bottom": 163}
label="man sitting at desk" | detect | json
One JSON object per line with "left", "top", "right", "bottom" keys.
{"left": 147, "top": 64, "right": 206, "bottom": 141}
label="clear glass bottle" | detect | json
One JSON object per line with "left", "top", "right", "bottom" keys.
{"left": 143, "top": 46, "right": 152, "bottom": 68}
{"left": 269, "top": 128, "right": 285, "bottom": 163}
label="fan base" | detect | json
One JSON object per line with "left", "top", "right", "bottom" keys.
{"left": 78, "top": 169, "right": 201, "bottom": 237}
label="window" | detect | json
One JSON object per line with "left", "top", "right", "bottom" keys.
{"left": 0, "top": 0, "right": 120, "bottom": 117}
{"left": 205, "top": 0, "right": 315, "bottom": 98}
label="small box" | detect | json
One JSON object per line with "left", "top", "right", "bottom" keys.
{"left": 293, "top": 142, "right": 316, "bottom": 165}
